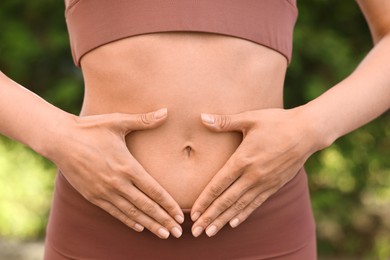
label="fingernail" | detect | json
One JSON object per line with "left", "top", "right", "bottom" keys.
{"left": 134, "top": 223, "right": 144, "bottom": 232}
{"left": 175, "top": 214, "right": 184, "bottom": 224}
{"left": 192, "top": 226, "right": 204, "bottom": 237}
{"left": 206, "top": 225, "right": 218, "bottom": 237}
{"left": 158, "top": 228, "right": 170, "bottom": 239}
{"left": 154, "top": 108, "right": 167, "bottom": 119}
{"left": 191, "top": 211, "right": 201, "bottom": 221}
{"left": 230, "top": 218, "right": 240, "bottom": 228}
{"left": 171, "top": 227, "right": 182, "bottom": 238}
{"left": 201, "top": 114, "right": 215, "bottom": 124}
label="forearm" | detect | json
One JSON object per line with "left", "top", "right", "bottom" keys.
{"left": 0, "top": 71, "right": 75, "bottom": 158}
{"left": 300, "top": 34, "right": 390, "bottom": 149}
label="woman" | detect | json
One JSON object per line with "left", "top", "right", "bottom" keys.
{"left": 0, "top": 0, "right": 389, "bottom": 259}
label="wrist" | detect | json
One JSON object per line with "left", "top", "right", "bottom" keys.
{"left": 293, "top": 103, "right": 336, "bottom": 153}
{"left": 35, "top": 112, "right": 78, "bottom": 162}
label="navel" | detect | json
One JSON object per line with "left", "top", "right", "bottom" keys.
{"left": 184, "top": 145, "right": 193, "bottom": 157}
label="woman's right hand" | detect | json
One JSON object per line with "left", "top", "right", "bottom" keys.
{"left": 46, "top": 108, "right": 184, "bottom": 239}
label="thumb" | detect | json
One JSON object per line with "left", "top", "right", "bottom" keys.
{"left": 116, "top": 108, "right": 168, "bottom": 134}
{"left": 200, "top": 112, "right": 251, "bottom": 132}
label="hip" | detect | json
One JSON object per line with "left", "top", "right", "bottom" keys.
{"left": 45, "top": 167, "right": 316, "bottom": 259}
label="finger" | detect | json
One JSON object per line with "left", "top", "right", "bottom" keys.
{"left": 203, "top": 188, "right": 260, "bottom": 237}
{"left": 114, "top": 108, "right": 168, "bottom": 135}
{"left": 228, "top": 191, "right": 272, "bottom": 229}
{"left": 117, "top": 184, "right": 183, "bottom": 238}
{"left": 200, "top": 111, "right": 253, "bottom": 132}
{"left": 191, "top": 177, "right": 254, "bottom": 237}
{"left": 98, "top": 200, "right": 144, "bottom": 233}
{"left": 101, "top": 196, "right": 173, "bottom": 239}
{"left": 191, "top": 151, "right": 245, "bottom": 222}
{"left": 131, "top": 162, "right": 185, "bottom": 225}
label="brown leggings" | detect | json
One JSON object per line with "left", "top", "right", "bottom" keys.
{"left": 44, "top": 168, "right": 316, "bottom": 259}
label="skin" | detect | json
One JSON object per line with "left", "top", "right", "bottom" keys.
{"left": 1, "top": 30, "right": 287, "bottom": 239}
{"left": 0, "top": 0, "right": 388, "bottom": 241}
{"left": 190, "top": 0, "right": 390, "bottom": 237}
{"left": 78, "top": 31, "right": 286, "bottom": 239}
{"left": 0, "top": 78, "right": 185, "bottom": 239}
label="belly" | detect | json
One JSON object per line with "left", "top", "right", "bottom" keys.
{"left": 79, "top": 32, "right": 287, "bottom": 209}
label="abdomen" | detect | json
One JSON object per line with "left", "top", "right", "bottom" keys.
{"left": 79, "top": 32, "right": 287, "bottom": 209}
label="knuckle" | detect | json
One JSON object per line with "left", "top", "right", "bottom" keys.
{"left": 106, "top": 207, "right": 118, "bottom": 218}
{"left": 142, "top": 202, "right": 156, "bottom": 216}
{"left": 100, "top": 203, "right": 123, "bottom": 222}
{"left": 84, "top": 188, "right": 101, "bottom": 204}
{"left": 201, "top": 216, "right": 214, "bottom": 226}
{"left": 162, "top": 201, "right": 176, "bottom": 213}
{"left": 198, "top": 201, "right": 209, "bottom": 211}
{"left": 160, "top": 217, "right": 172, "bottom": 228}
{"left": 251, "top": 198, "right": 264, "bottom": 209}
{"left": 234, "top": 154, "right": 251, "bottom": 169}
{"left": 125, "top": 204, "right": 139, "bottom": 219}
{"left": 218, "top": 115, "right": 231, "bottom": 129}
{"left": 209, "top": 184, "right": 223, "bottom": 198}
{"left": 88, "top": 196, "right": 99, "bottom": 205}
{"left": 83, "top": 192, "right": 99, "bottom": 205}
{"left": 108, "top": 175, "right": 123, "bottom": 190}
{"left": 233, "top": 200, "right": 247, "bottom": 211}
{"left": 122, "top": 216, "right": 133, "bottom": 227}
{"left": 247, "top": 170, "right": 262, "bottom": 183}
{"left": 110, "top": 179, "right": 132, "bottom": 195}
{"left": 114, "top": 163, "right": 133, "bottom": 176}
{"left": 219, "top": 197, "right": 235, "bottom": 210}
{"left": 131, "top": 195, "right": 142, "bottom": 206}
{"left": 138, "top": 113, "right": 151, "bottom": 126}
{"left": 147, "top": 223, "right": 161, "bottom": 236}
{"left": 126, "top": 163, "right": 142, "bottom": 180}
{"left": 143, "top": 221, "right": 154, "bottom": 232}
{"left": 224, "top": 174, "right": 236, "bottom": 184}
{"left": 149, "top": 187, "right": 164, "bottom": 202}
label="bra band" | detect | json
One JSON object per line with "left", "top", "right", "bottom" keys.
{"left": 65, "top": 0, "right": 298, "bottom": 67}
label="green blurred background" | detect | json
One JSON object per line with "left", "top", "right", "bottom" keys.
{"left": 0, "top": 0, "right": 389, "bottom": 259}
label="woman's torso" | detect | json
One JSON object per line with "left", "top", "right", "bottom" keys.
{"left": 79, "top": 32, "right": 287, "bottom": 209}
{"left": 44, "top": 2, "right": 318, "bottom": 258}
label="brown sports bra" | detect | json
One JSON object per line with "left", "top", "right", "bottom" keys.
{"left": 64, "top": 0, "right": 298, "bottom": 67}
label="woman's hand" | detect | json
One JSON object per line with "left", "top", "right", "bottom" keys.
{"left": 48, "top": 108, "right": 184, "bottom": 239}
{"left": 190, "top": 107, "right": 326, "bottom": 237}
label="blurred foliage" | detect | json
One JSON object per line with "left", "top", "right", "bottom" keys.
{"left": 0, "top": 136, "right": 55, "bottom": 239}
{"left": 0, "top": 0, "right": 389, "bottom": 259}
{"left": 0, "top": 0, "right": 83, "bottom": 114}
{"left": 287, "top": 1, "right": 390, "bottom": 259}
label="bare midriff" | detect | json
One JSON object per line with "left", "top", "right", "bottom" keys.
{"left": 79, "top": 32, "right": 287, "bottom": 209}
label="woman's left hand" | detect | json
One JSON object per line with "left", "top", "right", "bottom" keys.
{"left": 190, "top": 107, "right": 326, "bottom": 237}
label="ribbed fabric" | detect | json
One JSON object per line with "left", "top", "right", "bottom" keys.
{"left": 64, "top": 0, "right": 298, "bottom": 67}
